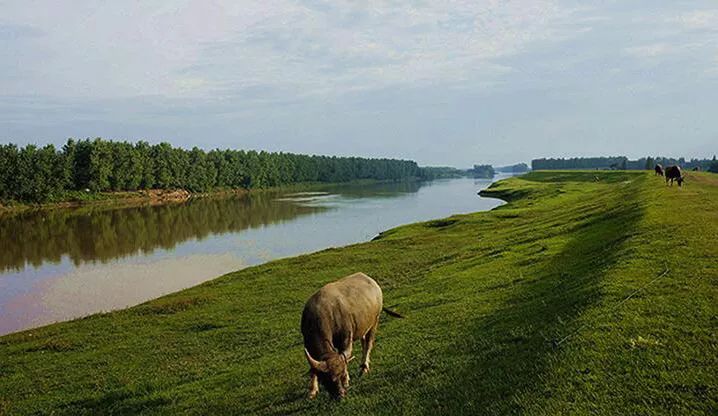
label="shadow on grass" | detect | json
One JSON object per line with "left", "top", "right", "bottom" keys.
{"left": 416, "top": 185, "right": 645, "bottom": 414}
{"left": 55, "top": 390, "right": 171, "bottom": 416}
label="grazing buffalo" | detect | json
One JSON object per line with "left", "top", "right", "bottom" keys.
{"left": 302, "top": 273, "right": 398, "bottom": 399}
{"left": 665, "top": 165, "right": 684, "bottom": 187}
{"left": 655, "top": 164, "right": 664, "bottom": 176}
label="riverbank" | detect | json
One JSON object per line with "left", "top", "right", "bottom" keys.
{"left": 0, "top": 179, "right": 407, "bottom": 217}
{"left": 0, "top": 188, "right": 229, "bottom": 216}
{"left": 1, "top": 171, "right": 716, "bottom": 415}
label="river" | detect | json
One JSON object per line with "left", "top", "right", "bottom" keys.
{"left": 0, "top": 176, "right": 508, "bottom": 335}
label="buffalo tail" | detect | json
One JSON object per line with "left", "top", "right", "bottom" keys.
{"left": 382, "top": 307, "right": 405, "bottom": 318}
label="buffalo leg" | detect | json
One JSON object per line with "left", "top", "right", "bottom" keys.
{"left": 360, "top": 318, "right": 379, "bottom": 375}
{"left": 308, "top": 370, "right": 319, "bottom": 399}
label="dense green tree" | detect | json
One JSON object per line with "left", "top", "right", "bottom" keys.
{"left": 0, "top": 138, "right": 424, "bottom": 203}
{"left": 9, "top": 144, "right": 67, "bottom": 202}
{"left": 0, "top": 144, "right": 19, "bottom": 201}
{"left": 70, "top": 139, "right": 93, "bottom": 190}
{"left": 151, "top": 143, "right": 175, "bottom": 189}
{"left": 60, "top": 139, "right": 77, "bottom": 188}
{"left": 135, "top": 141, "right": 155, "bottom": 189}
{"left": 87, "top": 138, "right": 114, "bottom": 191}
{"left": 186, "top": 147, "right": 216, "bottom": 192}
{"left": 107, "top": 141, "right": 137, "bottom": 191}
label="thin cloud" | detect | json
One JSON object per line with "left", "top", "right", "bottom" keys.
{"left": 623, "top": 43, "right": 676, "bottom": 58}
{"left": 0, "top": 1, "right": 579, "bottom": 100}
{"left": 673, "top": 9, "right": 718, "bottom": 30}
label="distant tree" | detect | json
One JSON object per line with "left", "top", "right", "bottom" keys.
{"left": 151, "top": 143, "right": 175, "bottom": 189}
{"left": 186, "top": 147, "right": 216, "bottom": 192}
{"left": 87, "top": 138, "right": 113, "bottom": 191}
{"left": 68, "top": 139, "right": 93, "bottom": 190}
{"left": 419, "top": 167, "right": 470, "bottom": 180}
{"left": 495, "top": 163, "right": 529, "bottom": 173}
{"left": 60, "top": 139, "right": 77, "bottom": 188}
{"left": 472, "top": 164, "right": 495, "bottom": 178}
{"left": 11, "top": 144, "right": 67, "bottom": 202}
{"left": 530, "top": 155, "right": 718, "bottom": 171}
{"left": 645, "top": 157, "right": 654, "bottom": 170}
{"left": 709, "top": 155, "right": 718, "bottom": 173}
{"left": 108, "top": 141, "right": 138, "bottom": 191}
{"left": 134, "top": 141, "right": 155, "bottom": 189}
{"left": 532, "top": 157, "right": 627, "bottom": 170}
{"left": 0, "top": 144, "right": 19, "bottom": 202}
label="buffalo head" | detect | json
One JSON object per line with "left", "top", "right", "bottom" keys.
{"left": 305, "top": 346, "right": 354, "bottom": 399}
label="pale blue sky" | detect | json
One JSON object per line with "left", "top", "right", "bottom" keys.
{"left": 1, "top": 1, "right": 716, "bottom": 166}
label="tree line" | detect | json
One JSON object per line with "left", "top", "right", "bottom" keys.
{"left": 532, "top": 157, "right": 628, "bottom": 170}
{"left": 532, "top": 156, "right": 718, "bottom": 172}
{"left": 0, "top": 138, "right": 425, "bottom": 203}
{"left": 495, "top": 163, "right": 529, "bottom": 173}
{"left": 419, "top": 166, "right": 471, "bottom": 179}
{"left": 644, "top": 156, "right": 718, "bottom": 173}
{"left": 471, "top": 164, "right": 495, "bottom": 178}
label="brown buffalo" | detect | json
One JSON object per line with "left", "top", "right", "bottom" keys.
{"left": 665, "top": 165, "right": 684, "bottom": 186}
{"left": 655, "top": 164, "right": 664, "bottom": 176}
{"left": 301, "top": 273, "right": 399, "bottom": 399}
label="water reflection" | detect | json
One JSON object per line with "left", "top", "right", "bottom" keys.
{"left": 2, "top": 253, "right": 247, "bottom": 332}
{"left": 0, "top": 191, "right": 327, "bottom": 272}
{"left": 0, "top": 181, "right": 430, "bottom": 273}
{"left": 319, "top": 180, "right": 423, "bottom": 198}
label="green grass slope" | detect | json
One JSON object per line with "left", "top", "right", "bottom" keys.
{"left": 1, "top": 171, "right": 716, "bottom": 415}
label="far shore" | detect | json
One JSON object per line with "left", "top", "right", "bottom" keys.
{"left": 0, "top": 177, "right": 437, "bottom": 216}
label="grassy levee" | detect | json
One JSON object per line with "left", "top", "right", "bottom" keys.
{"left": 0, "top": 171, "right": 716, "bottom": 415}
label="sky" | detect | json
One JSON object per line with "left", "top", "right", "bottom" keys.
{"left": 1, "top": 1, "right": 716, "bottom": 167}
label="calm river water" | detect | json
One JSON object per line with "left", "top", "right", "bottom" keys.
{"left": 0, "top": 176, "right": 507, "bottom": 335}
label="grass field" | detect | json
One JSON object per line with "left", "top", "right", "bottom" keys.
{"left": 0, "top": 171, "right": 716, "bottom": 415}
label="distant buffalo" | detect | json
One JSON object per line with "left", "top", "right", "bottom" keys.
{"left": 301, "top": 273, "right": 401, "bottom": 399}
{"left": 693, "top": 166, "right": 701, "bottom": 171}
{"left": 665, "top": 165, "right": 684, "bottom": 187}
{"left": 655, "top": 164, "right": 664, "bottom": 176}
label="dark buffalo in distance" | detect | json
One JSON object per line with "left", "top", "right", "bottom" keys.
{"left": 301, "top": 273, "right": 390, "bottom": 399}
{"left": 665, "top": 165, "right": 684, "bottom": 187}
{"left": 693, "top": 166, "right": 701, "bottom": 171}
{"left": 655, "top": 164, "right": 664, "bottom": 176}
